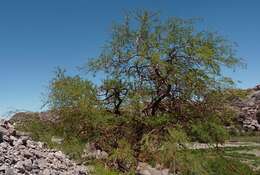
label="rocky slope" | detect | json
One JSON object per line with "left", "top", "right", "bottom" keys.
{"left": 232, "top": 85, "right": 260, "bottom": 131}
{"left": 0, "top": 120, "right": 88, "bottom": 175}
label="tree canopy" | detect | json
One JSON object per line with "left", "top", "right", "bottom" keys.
{"left": 87, "top": 11, "right": 243, "bottom": 116}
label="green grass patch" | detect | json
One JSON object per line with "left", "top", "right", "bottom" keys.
{"left": 92, "top": 163, "right": 122, "bottom": 175}
{"left": 230, "top": 135, "right": 260, "bottom": 143}
{"left": 15, "top": 118, "right": 87, "bottom": 160}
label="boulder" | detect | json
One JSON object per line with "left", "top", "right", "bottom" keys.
{"left": 0, "top": 120, "right": 88, "bottom": 175}
{"left": 82, "top": 143, "right": 108, "bottom": 160}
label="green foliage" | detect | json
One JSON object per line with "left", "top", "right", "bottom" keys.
{"left": 141, "top": 114, "right": 173, "bottom": 128}
{"left": 191, "top": 119, "right": 229, "bottom": 144}
{"left": 44, "top": 68, "right": 106, "bottom": 140}
{"left": 224, "top": 88, "right": 251, "bottom": 102}
{"left": 87, "top": 10, "right": 244, "bottom": 116}
{"left": 15, "top": 117, "right": 86, "bottom": 160}
{"left": 205, "top": 155, "right": 256, "bottom": 175}
{"left": 93, "top": 163, "right": 122, "bottom": 175}
{"left": 159, "top": 127, "right": 188, "bottom": 168}
{"left": 181, "top": 150, "right": 258, "bottom": 175}
{"left": 45, "top": 68, "right": 98, "bottom": 112}
{"left": 99, "top": 78, "right": 128, "bottom": 114}
{"left": 109, "top": 139, "right": 136, "bottom": 172}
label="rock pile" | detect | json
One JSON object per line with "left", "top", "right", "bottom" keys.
{"left": 0, "top": 120, "right": 88, "bottom": 175}
{"left": 232, "top": 86, "right": 260, "bottom": 131}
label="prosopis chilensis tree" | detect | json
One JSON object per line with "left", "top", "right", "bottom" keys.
{"left": 88, "top": 10, "right": 243, "bottom": 116}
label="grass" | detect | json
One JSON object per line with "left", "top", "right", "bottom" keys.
{"left": 90, "top": 161, "right": 137, "bottom": 175}
{"left": 230, "top": 134, "right": 260, "bottom": 143}
{"left": 186, "top": 149, "right": 259, "bottom": 175}
{"left": 224, "top": 134, "right": 260, "bottom": 173}
{"left": 223, "top": 146, "right": 260, "bottom": 172}
{"left": 15, "top": 118, "right": 87, "bottom": 160}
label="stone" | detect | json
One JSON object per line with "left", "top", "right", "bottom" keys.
{"left": 82, "top": 143, "right": 108, "bottom": 160}
{"left": 0, "top": 132, "right": 3, "bottom": 143}
{"left": 136, "top": 162, "right": 173, "bottom": 175}
{"left": 0, "top": 120, "right": 88, "bottom": 175}
{"left": 5, "top": 168, "right": 15, "bottom": 175}
{"left": 254, "top": 85, "right": 260, "bottom": 91}
{"left": 23, "top": 159, "right": 33, "bottom": 171}
{"left": 51, "top": 136, "right": 64, "bottom": 144}
{"left": 0, "top": 126, "right": 8, "bottom": 136}
{"left": 23, "top": 150, "right": 33, "bottom": 158}
{"left": 15, "top": 161, "right": 26, "bottom": 173}
{"left": 0, "top": 165, "right": 7, "bottom": 172}
{"left": 231, "top": 87, "right": 260, "bottom": 131}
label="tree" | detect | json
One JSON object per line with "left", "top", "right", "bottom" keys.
{"left": 99, "top": 78, "right": 128, "bottom": 115}
{"left": 87, "top": 10, "right": 243, "bottom": 116}
{"left": 45, "top": 68, "right": 98, "bottom": 112}
{"left": 45, "top": 68, "right": 100, "bottom": 136}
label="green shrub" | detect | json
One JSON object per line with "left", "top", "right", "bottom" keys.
{"left": 159, "top": 127, "right": 189, "bottom": 173}
{"left": 205, "top": 155, "right": 255, "bottom": 175}
{"left": 93, "top": 162, "right": 122, "bottom": 175}
{"left": 45, "top": 68, "right": 98, "bottom": 111}
{"left": 109, "top": 139, "right": 136, "bottom": 172}
{"left": 191, "top": 119, "right": 229, "bottom": 144}
{"left": 15, "top": 117, "right": 87, "bottom": 160}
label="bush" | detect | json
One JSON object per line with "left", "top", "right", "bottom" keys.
{"left": 92, "top": 162, "right": 122, "bottom": 175}
{"left": 109, "top": 139, "right": 136, "bottom": 172}
{"left": 45, "top": 68, "right": 98, "bottom": 112}
{"left": 191, "top": 119, "right": 229, "bottom": 144}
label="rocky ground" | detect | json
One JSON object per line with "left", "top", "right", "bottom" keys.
{"left": 232, "top": 85, "right": 260, "bottom": 131}
{"left": 0, "top": 120, "right": 88, "bottom": 175}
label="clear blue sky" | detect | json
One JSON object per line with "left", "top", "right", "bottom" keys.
{"left": 0, "top": 0, "right": 260, "bottom": 116}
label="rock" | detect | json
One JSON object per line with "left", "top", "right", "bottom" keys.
{"left": 0, "top": 132, "right": 3, "bottom": 143}
{"left": 14, "top": 161, "right": 26, "bottom": 173}
{"left": 136, "top": 162, "right": 173, "bottom": 175}
{"left": 253, "top": 92, "right": 260, "bottom": 101}
{"left": 15, "top": 131, "right": 30, "bottom": 137}
{"left": 5, "top": 168, "right": 14, "bottom": 175}
{"left": 0, "top": 120, "right": 88, "bottom": 175}
{"left": 37, "top": 158, "right": 48, "bottom": 169}
{"left": 254, "top": 85, "right": 260, "bottom": 91}
{"left": 51, "top": 136, "right": 64, "bottom": 144}
{"left": 82, "top": 143, "right": 108, "bottom": 160}
{"left": 0, "top": 126, "right": 8, "bottom": 136}
{"left": 23, "top": 150, "right": 33, "bottom": 158}
{"left": 23, "top": 159, "right": 33, "bottom": 171}
{"left": 231, "top": 87, "right": 260, "bottom": 131}
{"left": 0, "top": 164, "right": 7, "bottom": 172}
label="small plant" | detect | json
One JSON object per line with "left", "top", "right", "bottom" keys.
{"left": 93, "top": 162, "right": 122, "bottom": 175}
{"left": 109, "top": 139, "right": 136, "bottom": 172}
{"left": 159, "top": 127, "right": 189, "bottom": 174}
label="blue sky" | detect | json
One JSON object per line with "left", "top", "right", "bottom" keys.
{"left": 0, "top": 0, "right": 260, "bottom": 116}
